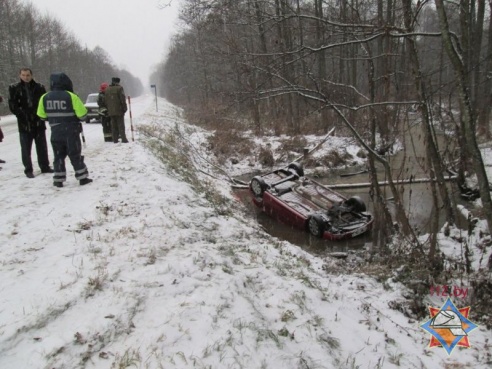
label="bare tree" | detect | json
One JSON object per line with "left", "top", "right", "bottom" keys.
{"left": 477, "top": 0, "right": 492, "bottom": 138}
{"left": 435, "top": 0, "right": 492, "bottom": 233}
{"left": 0, "top": 0, "right": 143, "bottom": 103}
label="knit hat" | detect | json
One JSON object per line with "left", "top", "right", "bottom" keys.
{"left": 99, "top": 82, "right": 108, "bottom": 92}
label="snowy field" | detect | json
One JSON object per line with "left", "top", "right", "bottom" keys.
{"left": 0, "top": 95, "right": 491, "bottom": 369}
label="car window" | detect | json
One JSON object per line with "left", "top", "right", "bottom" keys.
{"left": 86, "top": 94, "right": 98, "bottom": 103}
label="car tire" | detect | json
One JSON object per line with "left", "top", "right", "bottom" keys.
{"left": 344, "top": 196, "right": 367, "bottom": 212}
{"left": 250, "top": 176, "right": 267, "bottom": 197}
{"left": 288, "top": 162, "right": 304, "bottom": 177}
{"left": 308, "top": 214, "right": 326, "bottom": 238}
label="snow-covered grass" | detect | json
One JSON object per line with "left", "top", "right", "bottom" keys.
{"left": 0, "top": 95, "right": 491, "bottom": 369}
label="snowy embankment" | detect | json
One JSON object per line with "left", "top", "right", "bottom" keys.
{"left": 0, "top": 95, "right": 490, "bottom": 369}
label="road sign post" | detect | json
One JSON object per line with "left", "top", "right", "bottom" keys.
{"left": 150, "top": 84, "right": 157, "bottom": 112}
{"left": 127, "top": 96, "right": 135, "bottom": 142}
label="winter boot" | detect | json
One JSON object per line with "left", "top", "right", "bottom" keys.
{"left": 79, "top": 178, "right": 93, "bottom": 186}
{"left": 53, "top": 182, "right": 63, "bottom": 188}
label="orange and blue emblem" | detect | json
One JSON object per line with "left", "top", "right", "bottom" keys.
{"left": 420, "top": 298, "right": 478, "bottom": 355}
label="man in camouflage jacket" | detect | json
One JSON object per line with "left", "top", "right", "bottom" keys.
{"left": 105, "top": 77, "right": 128, "bottom": 143}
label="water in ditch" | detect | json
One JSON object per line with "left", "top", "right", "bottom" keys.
{"left": 235, "top": 124, "right": 468, "bottom": 257}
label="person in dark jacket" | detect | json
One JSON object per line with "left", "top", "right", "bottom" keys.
{"left": 105, "top": 77, "right": 128, "bottom": 143}
{"left": 97, "top": 82, "right": 113, "bottom": 142}
{"left": 0, "top": 121, "right": 4, "bottom": 168}
{"left": 0, "top": 95, "right": 5, "bottom": 166}
{"left": 8, "top": 68, "right": 53, "bottom": 178}
{"left": 37, "top": 72, "right": 93, "bottom": 187}
{"left": 0, "top": 113, "right": 5, "bottom": 169}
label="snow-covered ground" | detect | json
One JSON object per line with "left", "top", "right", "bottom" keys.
{"left": 0, "top": 95, "right": 491, "bottom": 369}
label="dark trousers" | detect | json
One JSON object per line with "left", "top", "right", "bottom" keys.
{"left": 19, "top": 128, "right": 50, "bottom": 174}
{"left": 110, "top": 115, "right": 127, "bottom": 142}
{"left": 101, "top": 116, "right": 112, "bottom": 141}
{"left": 51, "top": 125, "right": 89, "bottom": 183}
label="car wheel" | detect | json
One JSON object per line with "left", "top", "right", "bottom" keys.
{"left": 250, "top": 177, "right": 267, "bottom": 197}
{"left": 308, "top": 214, "right": 326, "bottom": 238}
{"left": 344, "top": 196, "right": 367, "bottom": 212}
{"left": 288, "top": 162, "right": 304, "bottom": 177}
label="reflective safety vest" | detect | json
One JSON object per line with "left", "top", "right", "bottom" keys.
{"left": 37, "top": 90, "right": 88, "bottom": 127}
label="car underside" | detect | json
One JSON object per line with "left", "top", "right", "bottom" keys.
{"left": 250, "top": 163, "right": 373, "bottom": 240}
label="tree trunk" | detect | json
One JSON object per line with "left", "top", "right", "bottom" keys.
{"left": 435, "top": 0, "right": 492, "bottom": 233}
{"left": 471, "top": 0, "right": 484, "bottom": 113}
{"left": 315, "top": 0, "right": 329, "bottom": 131}
{"left": 477, "top": 1, "right": 492, "bottom": 138}
{"left": 401, "top": 0, "right": 456, "bottom": 234}
{"left": 341, "top": 41, "right": 418, "bottom": 245}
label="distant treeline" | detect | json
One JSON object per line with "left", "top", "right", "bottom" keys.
{"left": 152, "top": 0, "right": 492, "bottom": 138}
{"left": 0, "top": 0, "right": 143, "bottom": 115}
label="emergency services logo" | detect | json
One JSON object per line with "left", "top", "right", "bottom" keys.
{"left": 420, "top": 297, "right": 478, "bottom": 355}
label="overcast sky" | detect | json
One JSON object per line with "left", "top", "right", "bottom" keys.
{"left": 32, "top": 0, "right": 181, "bottom": 86}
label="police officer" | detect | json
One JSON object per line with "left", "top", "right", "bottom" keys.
{"left": 37, "top": 72, "right": 93, "bottom": 187}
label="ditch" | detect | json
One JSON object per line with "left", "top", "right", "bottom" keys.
{"left": 235, "top": 123, "right": 470, "bottom": 257}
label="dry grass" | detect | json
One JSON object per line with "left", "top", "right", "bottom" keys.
{"left": 207, "top": 129, "right": 254, "bottom": 165}
{"left": 140, "top": 123, "right": 235, "bottom": 217}
{"left": 278, "top": 135, "right": 308, "bottom": 154}
{"left": 304, "top": 149, "right": 354, "bottom": 168}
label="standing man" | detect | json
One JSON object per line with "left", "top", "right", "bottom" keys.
{"left": 8, "top": 68, "right": 53, "bottom": 178}
{"left": 0, "top": 96, "right": 5, "bottom": 166}
{"left": 97, "top": 82, "right": 113, "bottom": 142}
{"left": 105, "top": 77, "right": 128, "bottom": 143}
{"left": 37, "top": 72, "right": 93, "bottom": 188}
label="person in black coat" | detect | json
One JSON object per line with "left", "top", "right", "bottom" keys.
{"left": 0, "top": 95, "right": 5, "bottom": 166}
{"left": 8, "top": 68, "right": 53, "bottom": 178}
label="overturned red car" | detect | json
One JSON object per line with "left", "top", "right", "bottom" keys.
{"left": 249, "top": 163, "right": 373, "bottom": 240}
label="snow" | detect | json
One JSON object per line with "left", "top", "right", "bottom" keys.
{"left": 0, "top": 95, "right": 491, "bottom": 368}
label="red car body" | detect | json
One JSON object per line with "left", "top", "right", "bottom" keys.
{"left": 250, "top": 164, "right": 373, "bottom": 241}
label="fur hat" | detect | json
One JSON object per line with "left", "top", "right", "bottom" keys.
{"left": 111, "top": 77, "right": 120, "bottom": 84}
